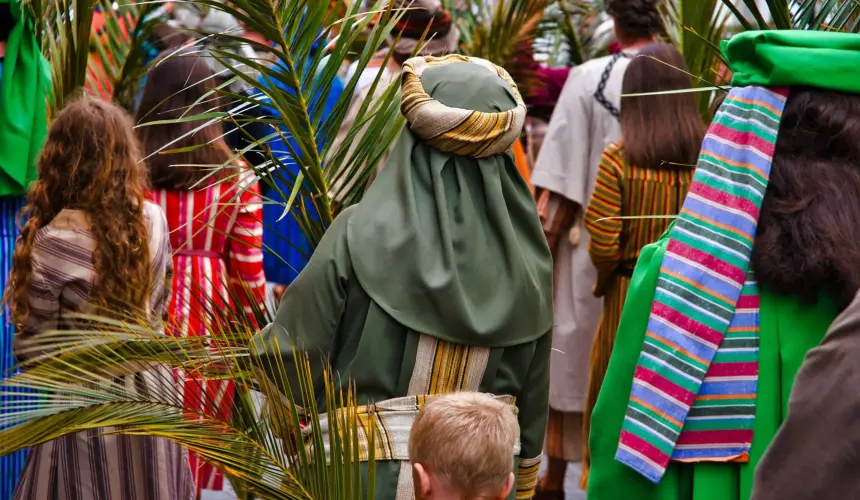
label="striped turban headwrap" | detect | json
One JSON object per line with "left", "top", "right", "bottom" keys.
{"left": 400, "top": 54, "right": 527, "bottom": 158}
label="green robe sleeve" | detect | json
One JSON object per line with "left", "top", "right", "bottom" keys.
{"left": 514, "top": 330, "right": 553, "bottom": 499}
{"left": 586, "top": 232, "right": 686, "bottom": 500}
{"left": 253, "top": 207, "right": 356, "bottom": 403}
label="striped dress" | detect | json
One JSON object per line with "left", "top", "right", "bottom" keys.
{"left": 581, "top": 143, "right": 692, "bottom": 476}
{"left": 151, "top": 173, "right": 265, "bottom": 493}
{"left": 13, "top": 201, "right": 195, "bottom": 500}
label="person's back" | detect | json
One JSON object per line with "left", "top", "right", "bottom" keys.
{"left": 136, "top": 52, "right": 266, "bottom": 494}
{"left": 527, "top": 2, "right": 664, "bottom": 493}
{"left": 10, "top": 98, "right": 194, "bottom": 500}
{"left": 409, "top": 392, "right": 519, "bottom": 500}
{"left": 256, "top": 54, "right": 554, "bottom": 500}
{"left": 587, "top": 31, "right": 860, "bottom": 500}
{"left": 581, "top": 42, "right": 705, "bottom": 480}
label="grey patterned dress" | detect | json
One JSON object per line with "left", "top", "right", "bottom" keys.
{"left": 12, "top": 202, "right": 195, "bottom": 500}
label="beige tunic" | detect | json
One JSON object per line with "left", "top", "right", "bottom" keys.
{"left": 13, "top": 202, "right": 195, "bottom": 500}
{"left": 530, "top": 53, "right": 631, "bottom": 413}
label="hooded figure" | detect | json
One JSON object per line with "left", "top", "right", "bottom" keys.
{"left": 587, "top": 30, "right": 860, "bottom": 500}
{"left": 0, "top": 0, "right": 48, "bottom": 496}
{"left": 256, "top": 54, "right": 553, "bottom": 500}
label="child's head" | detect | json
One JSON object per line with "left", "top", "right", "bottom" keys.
{"left": 409, "top": 392, "right": 519, "bottom": 500}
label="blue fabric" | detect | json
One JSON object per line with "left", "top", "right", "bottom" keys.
{"left": 0, "top": 196, "right": 27, "bottom": 500}
{"left": 260, "top": 61, "right": 344, "bottom": 285}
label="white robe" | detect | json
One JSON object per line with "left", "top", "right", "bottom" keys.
{"left": 531, "top": 53, "right": 631, "bottom": 413}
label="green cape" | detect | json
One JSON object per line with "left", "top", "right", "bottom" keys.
{"left": 345, "top": 61, "right": 553, "bottom": 347}
{"left": 723, "top": 30, "right": 860, "bottom": 93}
{"left": 0, "top": 0, "right": 48, "bottom": 197}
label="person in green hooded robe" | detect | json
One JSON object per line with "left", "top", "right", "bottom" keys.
{"left": 255, "top": 54, "right": 554, "bottom": 500}
{"left": 0, "top": 0, "right": 48, "bottom": 497}
{"left": 587, "top": 30, "right": 860, "bottom": 500}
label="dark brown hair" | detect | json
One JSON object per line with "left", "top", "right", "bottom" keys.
{"left": 7, "top": 98, "right": 151, "bottom": 324}
{"left": 620, "top": 43, "right": 706, "bottom": 170}
{"left": 752, "top": 87, "right": 860, "bottom": 310}
{"left": 606, "top": 0, "right": 664, "bottom": 40}
{"left": 137, "top": 53, "right": 231, "bottom": 190}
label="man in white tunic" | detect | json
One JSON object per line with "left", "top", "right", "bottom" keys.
{"left": 529, "top": 0, "right": 663, "bottom": 496}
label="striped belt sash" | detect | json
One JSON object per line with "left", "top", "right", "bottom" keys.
{"left": 305, "top": 393, "right": 519, "bottom": 462}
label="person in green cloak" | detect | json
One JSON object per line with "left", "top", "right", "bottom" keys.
{"left": 587, "top": 30, "right": 860, "bottom": 500}
{"left": 0, "top": 0, "right": 48, "bottom": 497}
{"left": 255, "top": 54, "right": 554, "bottom": 500}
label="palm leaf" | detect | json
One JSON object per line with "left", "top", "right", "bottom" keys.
{"left": 25, "top": 0, "right": 97, "bottom": 115}
{"left": 456, "top": 0, "right": 556, "bottom": 97}
{"left": 720, "top": 0, "right": 860, "bottom": 31}
{"left": 1, "top": 315, "right": 375, "bottom": 499}
{"left": 137, "top": 0, "right": 408, "bottom": 248}
{"left": 664, "top": 0, "right": 731, "bottom": 117}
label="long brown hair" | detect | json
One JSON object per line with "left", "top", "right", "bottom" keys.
{"left": 7, "top": 98, "right": 152, "bottom": 325}
{"left": 753, "top": 87, "right": 860, "bottom": 310}
{"left": 137, "top": 53, "right": 231, "bottom": 190}
{"left": 620, "top": 43, "right": 706, "bottom": 170}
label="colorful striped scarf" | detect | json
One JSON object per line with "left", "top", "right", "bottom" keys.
{"left": 615, "top": 86, "right": 788, "bottom": 483}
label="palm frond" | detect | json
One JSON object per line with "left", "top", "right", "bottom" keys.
{"left": 137, "top": 0, "right": 407, "bottom": 247}
{"left": 25, "top": 0, "right": 96, "bottom": 115}
{"left": 1, "top": 315, "right": 374, "bottom": 499}
{"left": 89, "top": 0, "right": 169, "bottom": 110}
{"left": 664, "top": 0, "right": 731, "bottom": 117}
{"left": 721, "top": 0, "right": 860, "bottom": 32}
{"left": 456, "top": 0, "right": 555, "bottom": 98}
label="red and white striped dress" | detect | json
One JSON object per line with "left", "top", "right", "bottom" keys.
{"left": 150, "top": 173, "right": 266, "bottom": 493}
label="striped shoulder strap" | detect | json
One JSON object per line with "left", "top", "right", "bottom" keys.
{"left": 614, "top": 86, "right": 788, "bottom": 483}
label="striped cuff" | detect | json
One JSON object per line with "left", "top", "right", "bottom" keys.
{"left": 516, "top": 455, "right": 541, "bottom": 499}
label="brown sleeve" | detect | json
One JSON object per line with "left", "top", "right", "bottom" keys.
{"left": 751, "top": 293, "right": 860, "bottom": 500}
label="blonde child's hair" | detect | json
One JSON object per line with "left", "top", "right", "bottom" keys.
{"left": 408, "top": 392, "right": 520, "bottom": 498}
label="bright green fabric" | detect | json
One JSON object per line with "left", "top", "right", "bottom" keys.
{"left": 0, "top": 0, "right": 48, "bottom": 196}
{"left": 723, "top": 30, "right": 860, "bottom": 93}
{"left": 345, "top": 62, "right": 553, "bottom": 347}
{"left": 587, "top": 232, "right": 838, "bottom": 500}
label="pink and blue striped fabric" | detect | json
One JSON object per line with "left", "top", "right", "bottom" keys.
{"left": 615, "top": 86, "right": 788, "bottom": 483}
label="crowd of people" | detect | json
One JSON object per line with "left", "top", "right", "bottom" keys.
{"left": 4, "top": 0, "right": 860, "bottom": 499}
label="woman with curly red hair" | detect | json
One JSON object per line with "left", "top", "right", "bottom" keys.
{"left": 8, "top": 98, "right": 194, "bottom": 499}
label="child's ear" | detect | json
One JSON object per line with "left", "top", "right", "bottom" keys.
{"left": 498, "top": 472, "right": 515, "bottom": 499}
{"left": 412, "top": 463, "right": 432, "bottom": 499}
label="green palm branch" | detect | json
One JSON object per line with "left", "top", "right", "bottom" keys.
{"left": 24, "top": 0, "right": 96, "bottom": 115}
{"left": 1, "top": 314, "right": 376, "bottom": 499}
{"left": 87, "top": 0, "right": 169, "bottom": 111}
{"left": 721, "top": 0, "right": 860, "bottom": 31}
{"left": 23, "top": 0, "right": 167, "bottom": 115}
{"left": 662, "top": 0, "right": 731, "bottom": 117}
{"left": 449, "top": 0, "right": 557, "bottom": 99}
{"left": 137, "top": 0, "right": 407, "bottom": 247}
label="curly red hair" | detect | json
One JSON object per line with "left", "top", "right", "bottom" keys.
{"left": 7, "top": 98, "right": 152, "bottom": 326}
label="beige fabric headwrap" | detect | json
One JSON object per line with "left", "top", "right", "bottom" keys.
{"left": 400, "top": 54, "right": 527, "bottom": 158}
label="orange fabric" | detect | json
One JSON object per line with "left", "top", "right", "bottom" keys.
{"left": 512, "top": 138, "right": 532, "bottom": 191}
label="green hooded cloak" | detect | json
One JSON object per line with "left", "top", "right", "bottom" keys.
{"left": 257, "top": 56, "right": 554, "bottom": 500}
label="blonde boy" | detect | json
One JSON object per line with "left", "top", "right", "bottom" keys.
{"left": 409, "top": 392, "right": 520, "bottom": 500}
